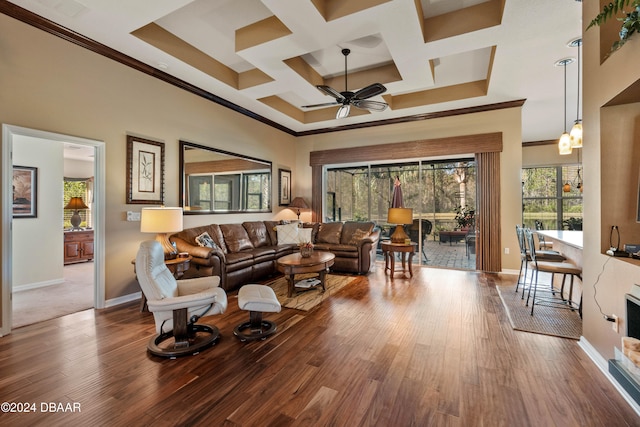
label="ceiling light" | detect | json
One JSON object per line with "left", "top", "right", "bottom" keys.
{"left": 568, "top": 38, "right": 583, "bottom": 149}
{"left": 336, "top": 103, "right": 350, "bottom": 119}
{"left": 555, "top": 58, "right": 574, "bottom": 155}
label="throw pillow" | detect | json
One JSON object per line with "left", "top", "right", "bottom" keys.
{"left": 298, "top": 227, "right": 312, "bottom": 244}
{"left": 276, "top": 223, "right": 300, "bottom": 245}
{"left": 195, "top": 231, "right": 218, "bottom": 249}
{"left": 349, "top": 228, "right": 370, "bottom": 245}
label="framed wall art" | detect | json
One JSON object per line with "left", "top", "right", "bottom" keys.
{"left": 126, "top": 135, "right": 165, "bottom": 204}
{"left": 278, "top": 168, "right": 291, "bottom": 206}
{"left": 12, "top": 166, "right": 37, "bottom": 218}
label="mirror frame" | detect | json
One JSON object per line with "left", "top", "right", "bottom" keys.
{"left": 179, "top": 140, "right": 272, "bottom": 215}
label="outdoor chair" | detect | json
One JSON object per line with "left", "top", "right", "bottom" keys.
{"left": 408, "top": 219, "right": 432, "bottom": 262}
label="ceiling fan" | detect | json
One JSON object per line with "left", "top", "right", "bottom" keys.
{"left": 302, "top": 48, "right": 388, "bottom": 119}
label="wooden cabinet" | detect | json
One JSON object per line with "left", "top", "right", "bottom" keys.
{"left": 64, "top": 230, "right": 94, "bottom": 264}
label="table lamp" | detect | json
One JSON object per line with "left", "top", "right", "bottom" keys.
{"left": 64, "top": 197, "right": 89, "bottom": 230}
{"left": 140, "top": 207, "right": 183, "bottom": 259}
{"left": 288, "top": 197, "right": 309, "bottom": 220}
{"left": 388, "top": 207, "right": 413, "bottom": 243}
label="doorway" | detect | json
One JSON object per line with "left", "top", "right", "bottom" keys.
{"left": 1, "top": 125, "right": 105, "bottom": 335}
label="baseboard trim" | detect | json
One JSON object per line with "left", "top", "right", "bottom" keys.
{"left": 105, "top": 291, "right": 141, "bottom": 308}
{"left": 578, "top": 336, "right": 640, "bottom": 416}
{"left": 13, "top": 278, "right": 65, "bottom": 292}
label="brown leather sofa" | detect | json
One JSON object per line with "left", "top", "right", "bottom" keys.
{"left": 169, "top": 221, "right": 380, "bottom": 291}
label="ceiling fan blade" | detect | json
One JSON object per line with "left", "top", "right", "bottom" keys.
{"left": 352, "top": 99, "right": 388, "bottom": 112}
{"left": 316, "top": 85, "right": 344, "bottom": 100}
{"left": 301, "top": 101, "right": 340, "bottom": 108}
{"left": 353, "top": 83, "right": 386, "bottom": 100}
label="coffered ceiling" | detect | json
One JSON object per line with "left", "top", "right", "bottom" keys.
{"left": 5, "top": 0, "right": 583, "bottom": 140}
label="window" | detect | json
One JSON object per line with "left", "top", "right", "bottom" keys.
{"left": 63, "top": 178, "right": 92, "bottom": 229}
{"left": 522, "top": 165, "right": 583, "bottom": 230}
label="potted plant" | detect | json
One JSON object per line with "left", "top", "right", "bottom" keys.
{"left": 588, "top": 0, "right": 640, "bottom": 54}
{"left": 454, "top": 205, "right": 475, "bottom": 230}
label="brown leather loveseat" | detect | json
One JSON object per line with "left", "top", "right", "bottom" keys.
{"left": 169, "top": 221, "right": 380, "bottom": 291}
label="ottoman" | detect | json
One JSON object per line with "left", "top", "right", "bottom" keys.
{"left": 234, "top": 284, "right": 281, "bottom": 341}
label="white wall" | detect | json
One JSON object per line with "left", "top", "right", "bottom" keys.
{"left": 12, "top": 135, "right": 64, "bottom": 288}
{"left": 64, "top": 157, "right": 94, "bottom": 178}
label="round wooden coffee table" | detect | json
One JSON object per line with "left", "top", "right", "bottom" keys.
{"left": 276, "top": 251, "right": 335, "bottom": 297}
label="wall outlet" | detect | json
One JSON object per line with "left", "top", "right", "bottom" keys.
{"left": 612, "top": 314, "right": 619, "bottom": 333}
{"left": 126, "top": 211, "right": 141, "bottom": 221}
{"left": 504, "top": 247, "right": 510, "bottom": 255}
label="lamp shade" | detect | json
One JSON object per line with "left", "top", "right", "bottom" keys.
{"left": 388, "top": 207, "right": 413, "bottom": 225}
{"left": 64, "top": 197, "right": 88, "bottom": 210}
{"left": 141, "top": 207, "right": 183, "bottom": 233}
{"left": 141, "top": 207, "right": 183, "bottom": 259}
{"left": 569, "top": 121, "right": 583, "bottom": 148}
{"left": 289, "top": 197, "right": 309, "bottom": 210}
{"left": 558, "top": 132, "right": 572, "bottom": 155}
{"left": 336, "top": 103, "right": 350, "bottom": 119}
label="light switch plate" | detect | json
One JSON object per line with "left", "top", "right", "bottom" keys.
{"left": 127, "top": 211, "right": 141, "bottom": 221}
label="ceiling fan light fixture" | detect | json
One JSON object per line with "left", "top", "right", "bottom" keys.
{"left": 336, "top": 103, "right": 350, "bottom": 119}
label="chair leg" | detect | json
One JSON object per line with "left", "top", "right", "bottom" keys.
{"left": 516, "top": 259, "right": 524, "bottom": 293}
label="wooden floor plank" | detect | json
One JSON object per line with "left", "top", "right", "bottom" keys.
{"left": 0, "top": 264, "right": 638, "bottom": 426}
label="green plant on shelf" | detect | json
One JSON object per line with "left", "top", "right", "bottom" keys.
{"left": 587, "top": 0, "right": 640, "bottom": 55}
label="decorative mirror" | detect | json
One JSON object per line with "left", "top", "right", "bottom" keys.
{"left": 179, "top": 141, "right": 272, "bottom": 214}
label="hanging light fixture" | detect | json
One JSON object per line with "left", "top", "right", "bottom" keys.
{"left": 568, "top": 38, "right": 583, "bottom": 148}
{"left": 336, "top": 102, "right": 350, "bottom": 119}
{"left": 555, "top": 57, "right": 575, "bottom": 155}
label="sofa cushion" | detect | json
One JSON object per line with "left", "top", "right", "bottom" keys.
{"left": 276, "top": 223, "right": 300, "bottom": 245}
{"left": 313, "top": 243, "right": 358, "bottom": 254}
{"left": 171, "top": 224, "right": 228, "bottom": 254}
{"left": 220, "top": 224, "right": 253, "bottom": 253}
{"left": 341, "top": 221, "right": 374, "bottom": 245}
{"left": 243, "top": 221, "right": 271, "bottom": 247}
{"left": 317, "top": 222, "right": 343, "bottom": 245}
{"left": 264, "top": 221, "right": 280, "bottom": 246}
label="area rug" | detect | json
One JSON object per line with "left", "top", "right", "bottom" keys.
{"left": 264, "top": 273, "right": 357, "bottom": 311}
{"left": 496, "top": 283, "right": 582, "bottom": 340}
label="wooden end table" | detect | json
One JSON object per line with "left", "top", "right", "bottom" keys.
{"left": 276, "top": 251, "right": 335, "bottom": 297}
{"left": 380, "top": 240, "right": 417, "bottom": 278}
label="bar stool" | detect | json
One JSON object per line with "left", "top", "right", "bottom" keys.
{"left": 534, "top": 220, "right": 554, "bottom": 250}
{"left": 524, "top": 229, "right": 582, "bottom": 316}
{"left": 515, "top": 225, "right": 566, "bottom": 297}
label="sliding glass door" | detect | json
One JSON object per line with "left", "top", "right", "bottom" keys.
{"left": 325, "top": 158, "right": 476, "bottom": 269}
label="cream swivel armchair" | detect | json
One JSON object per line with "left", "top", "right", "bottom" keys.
{"left": 135, "top": 240, "right": 228, "bottom": 357}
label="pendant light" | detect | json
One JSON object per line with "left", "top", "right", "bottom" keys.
{"left": 569, "top": 38, "right": 583, "bottom": 148}
{"left": 556, "top": 57, "right": 574, "bottom": 155}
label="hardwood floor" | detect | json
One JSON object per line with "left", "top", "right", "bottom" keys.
{"left": 1, "top": 265, "right": 638, "bottom": 426}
